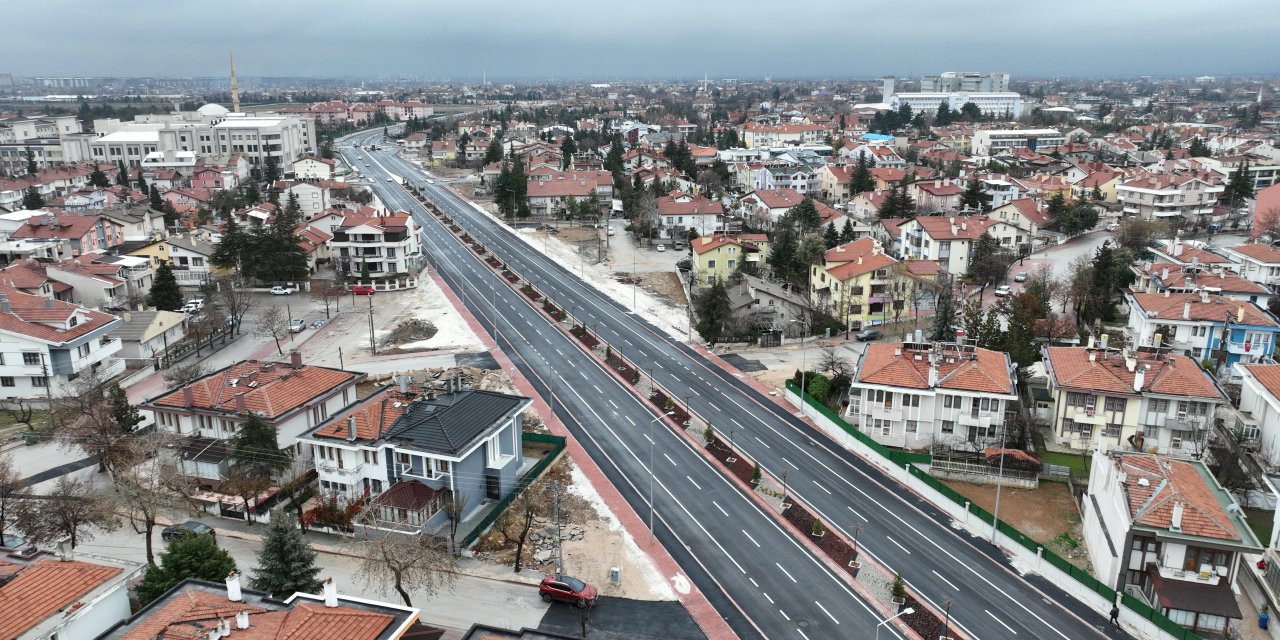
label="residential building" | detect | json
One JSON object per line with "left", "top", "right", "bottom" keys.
{"left": 817, "top": 164, "right": 855, "bottom": 202}
{"left": 331, "top": 212, "right": 421, "bottom": 290}
{"left": 752, "top": 163, "right": 820, "bottom": 195}
{"left": 970, "top": 129, "right": 1066, "bottom": 156}
{"left": 657, "top": 194, "right": 724, "bottom": 237}
{"left": 301, "top": 383, "right": 531, "bottom": 533}
{"left": 910, "top": 179, "right": 965, "bottom": 213}
{"left": 1125, "top": 291, "right": 1280, "bottom": 366}
{"left": 1082, "top": 452, "right": 1261, "bottom": 637}
{"left": 526, "top": 178, "right": 598, "bottom": 220}
{"left": 691, "top": 233, "right": 770, "bottom": 288}
{"left": 274, "top": 180, "right": 334, "bottom": 217}
{"left": 0, "top": 554, "right": 141, "bottom": 640}
{"left": 974, "top": 176, "right": 1026, "bottom": 210}
{"left": 896, "top": 215, "right": 1008, "bottom": 274}
{"left": 988, "top": 199, "right": 1053, "bottom": 247}
{"left": 847, "top": 341, "right": 1018, "bottom": 449}
{"left": 11, "top": 212, "right": 123, "bottom": 256}
{"left": 1148, "top": 239, "right": 1233, "bottom": 271}
{"left": 126, "top": 233, "right": 220, "bottom": 287}
{"left": 292, "top": 156, "right": 335, "bottom": 180}
{"left": 740, "top": 189, "right": 807, "bottom": 228}
{"left": 1131, "top": 261, "right": 1273, "bottom": 308}
{"left": 98, "top": 575, "right": 428, "bottom": 640}
{"left": 809, "top": 237, "right": 901, "bottom": 331}
{"left": 141, "top": 354, "right": 365, "bottom": 489}
{"left": 1117, "top": 173, "right": 1225, "bottom": 222}
{"left": 724, "top": 272, "right": 809, "bottom": 333}
{"left": 1219, "top": 242, "right": 1280, "bottom": 288}
{"left": 108, "top": 310, "right": 187, "bottom": 361}
{"left": 1234, "top": 364, "right": 1280, "bottom": 467}
{"left": 95, "top": 203, "right": 167, "bottom": 242}
{"left": 0, "top": 287, "right": 123, "bottom": 399}
{"left": 1043, "top": 345, "right": 1226, "bottom": 454}
{"left": 739, "top": 122, "right": 827, "bottom": 148}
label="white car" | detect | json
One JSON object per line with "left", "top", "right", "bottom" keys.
{"left": 289, "top": 319, "right": 305, "bottom": 333}
{"left": 1106, "top": 222, "right": 1119, "bottom": 232}
{"left": 180, "top": 299, "right": 204, "bottom": 313}
{"left": 993, "top": 285, "right": 1012, "bottom": 297}
{"left": 656, "top": 244, "right": 666, "bottom": 252}
{"left": 270, "top": 286, "right": 293, "bottom": 296}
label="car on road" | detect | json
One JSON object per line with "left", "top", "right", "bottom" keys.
{"left": 1106, "top": 222, "right": 1120, "bottom": 232}
{"left": 994, "top": 285, "right": 1012, "bottom": 297}
{"left": 607, "top": 228, "right": 616, "bottom": 236}
{"left": 386, "top": 177, "right": 395, "bottom": 182}
{"left": 855, "top": 328, "right": 882, "bottom": 342}
{"left": 180, "top": 299, "right": 204, "bottom": 314}
{"left": 310, "top": 319, "right": 326, "bottom": 329}
{"left": 351, "top": 285, "right": 376, "bottom": 295}
{"left": 539, "top": 574, "right": 597, "bottom": 608}
{"left": 289, "top": 319, "right": 306, "bottom": 333}
{"left": 427, "top": 179, "right": 435, "bottom": 185}
{"left": 270, "top": 286, "right": 293, "bottom": 295}
{"left": 162, "top": 521, "right": 216, "bottom": 543}
{"left": 656, "top": 244, "right": 666, "bottom": 252}
{"left": 1013, "top": 272, "right": 1028, "bottom": 282}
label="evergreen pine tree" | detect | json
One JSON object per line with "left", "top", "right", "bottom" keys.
{"left": 1046, "top": 190, "right": 1068, "bottom": 218}
{"left": 959, "top": 178, "right": 985, "bottom": 211}
{"left": 851, "top": 151, "right": 875, "bottom": 194}
{"left": 109, "top": 382, "right": 143, "bottom": 435}
{"left": 694, "top": 281, "right": 732, "bottom": 342}
{"left": 136, "top": 534, "right": 236, "bottom": 604}
{"left": 840, "top": 219, "right": 855, "bottom": 243}
{"left": 559, "top": 134, "right": 577, "bottom": 169}
{"left": 228, "top": 413, "right": 289, "bottom": 480}
{"left": 116, "top": 164, "right": 128, "bottom": 186}
{"left": 149, "top": 185, "right": 163, "bottom": 210}
{"left": 21, "top": 186, "right": 43, "bottom": 210}
{"left": 789, "top": 198, "right": 821, "bottom": 232}
{"left": 24, "top": 147, "right": 37, "bottom": 175}
{"left": 212, "top": 214, "right": 247, "bottom": 272}
{"left": 930, "top": 275, "right": 956, "bottom": 341}
{"left": 823, "top": 222, "right": 840, "bottom": 249}
{"left": 768, "top": 227, "right": 799, "bottom": 284}
{"left": 250, "top": 514, "right": 323, "bottom": 599}
{"left": 1188, "top": 137, "right": 1211, "bottom": 158}
{"left": 136, "top": 173, "right": 148, "bottom": 195}
{"left": 147, "top": 263, "right": 183, "bottom": 311}
{"left": 88, "top": 167, "right": 110, "bottom": 188}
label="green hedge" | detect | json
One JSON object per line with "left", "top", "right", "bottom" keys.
{"left": 791, "top": 381, "right": 1199, "bottom": 639}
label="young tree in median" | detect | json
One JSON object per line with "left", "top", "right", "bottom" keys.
{"left": 21, "top": 186, "right": 43, "bottom": 210}
{"left": 15, "top": 476, "right": 120, "bottom": 549}
{"left": 148, "top": 262, "right": 183, "bottom": 311}
{"left": 136, "top": 534, "right": 237, "bottom": 605}
{"left": 250, "top": 513, "right": 323, "bottom": 599}
{"left": 694, "top": 280, "right": 732, "bottom": 342}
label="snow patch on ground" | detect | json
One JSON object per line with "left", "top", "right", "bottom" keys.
{"left": 670, "top": 573, "right": 691, "bottom": 595}
{"left": 398, "top": 272, "right": 486, "bottom": 351}
{"left": 565, "top": 464, "right": 676, "bottom": 601}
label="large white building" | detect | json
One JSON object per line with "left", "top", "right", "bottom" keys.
{"left": 970, "top": 129, "right": 1066, "bottom": 155}
{"left": 882, "top": 75, "right": 1022, "bottom": 119}
{"left": 920, "top": 71, "right": 1010, "bottom": 93}
{"left": 330, "top": 212, "right": 421, "bottom": 290}
{"left": 0, "top": 287, "right": 123, "bottom": 399}
{"left": 87, "top": 104, "right": 315, "bottom": 168}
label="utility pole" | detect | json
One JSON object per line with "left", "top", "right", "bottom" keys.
{"left": 338, "top": 346, "right": 344, "bottom": 370}
{"left": 367, "top": 295, "right": 376, "bottom": 356}
{"left": 552, "top": 481, "right": 563, "bottom": 573}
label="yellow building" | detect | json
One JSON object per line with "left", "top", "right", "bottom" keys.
{"left": 691, "top": 234, "right": 770, "bottom": 288}
{"left": 809, "top": 237, "right": 901, "bottom": 330}
{"left": 126, "top": 233, "right": 230, "bottom": 286}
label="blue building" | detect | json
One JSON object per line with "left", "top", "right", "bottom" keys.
{"left": 1126, "top": 291, "right": 1280, "bottom": 369}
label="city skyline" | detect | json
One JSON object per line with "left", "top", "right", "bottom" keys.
{"left": 4, "top": 0, "right": 1279, "bottom": 79}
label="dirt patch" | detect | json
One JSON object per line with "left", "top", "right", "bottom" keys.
{"left": 379, "top": 318, "right": 438, "bottom": 348}
{"left": 941, "top": 479, "right": 1090, "bottom": 569}
{"left": 640, "top": 271, "right": 687, "bottom": 306}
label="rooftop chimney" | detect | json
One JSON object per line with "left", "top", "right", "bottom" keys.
{"left": 290, "top": 350, "right": 302, "bottom": 370}
{"left": 1133, "top": 365, "right": 1146, "bottom": 392}
{"left": 183, "top": 385, "right": 195, "bottom": 406}
{"left": 219, "top": 619, "right": 231, "bottom": 638}
{"left": 399, "top": 375, "right": 408, "bottom": 393}
{"left": 43, "top": 297, "right": 52, "bottom": 309}
{"left": 1183, "top": 302, "right": 1191, "bottom": 320}
{"left": 1170, "top": 501, "right": 1184, "bottom": 532}
{"left": 323, "top": 577, "right": 338, "bottom": 608}
{"left": 0, "top": 294, "right": 9, "bottom": 314}
{"left": 236, "top": 611, "right": 250, "bottom": 630}
{"left": 347, "top": 416, "right": 357, "bottom": 442}
{"left": 208, "top": 629, "right": 219, "bottom": 640}
{"left": 1100, "top": 334, "right": 1110, "bottom": 350}
{"left": 226, "top": 572, "right": 242, "bottom": 602}
{"left": 234, "top": 392, "right": 246, "bottom": 413}
{"left": 1238, "top": 306, "right": 1245, "bottom": 324}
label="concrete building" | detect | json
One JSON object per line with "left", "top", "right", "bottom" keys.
{"left": 970, "top": 129, "right": 1066, "bottom": 156}
{"left": 691, "top": 233, "right": 770, "bottom": 288}
{"left": 330, "top": 212, "right": 421, "bottom": 291}
{"left": 1234, "top": 364, "right": 1280, "bottom": 468}
{"left": 920, "top": 71, "right": 1010, "bottom": 93}
{"left": 90, "top": 105, "right": 315, "bottom": 168}
{"left": 1117, "top": 172, "right": 1225, "bottom": 222}
{"left": 1124, "top": 291, "right": 1280, "bottom": 366}
{"left": 0, "top": 287, "right": 123, "bottom": 399}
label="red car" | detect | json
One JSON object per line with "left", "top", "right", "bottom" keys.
{"left": 351, "top": 285, "right": 375, "bottom": 295}
{"left": 539, "top": 574, "right": 597, "bottom": 608}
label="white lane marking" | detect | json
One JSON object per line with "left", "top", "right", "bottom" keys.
{"left": 814, "top": 601, "right": 839, "bottom": 625}
{"left": 644, "top": 433, "right": 654, "bottom": 444}
{"left": 795, "top": 629, "right": 808, "bottom": 640}
{"left": 687, "top": 475, "right": 703, "bottom": 491}
{"left": 779, "top": 610, "right": 790, "bottom": 621}
{"left": 848, "top": 506, "right": 868, "bottom": 522}
{"left": 812, "top": 480, "right": 832, "bottom": 495}
{"left": 593, "top": 385, "right": 603, "bottom": 394}
{"left": 663, "top": 453, "right": 676, "bottom": 466}
{"left": 763, "top": 591, "right": 774, "bottom": 604}
{"left": 579, "top": 371, "right": 589, "bottom": 380}
{"left": 712, "top": 501, "right": 729, "bottom": 517}
{"left": 782, "top": 457, "right": 798, "bottom": 470}
{"left": 755, "top": 436, "right": 771, "bottom": 448}
{"left": 886, "top": 536, "right": 911, "bottom": 555}
{"left": 742, "top": 529, "right": 761, "bottom": 548}
{"left": 748, "top": 577, "right": 758, "bottom": 587}
{"left": 708, "top": 402, "right": 720, "bottom": 411}
{"left": 731, "top": 418, "right": 744, "bottom": 428}
{"left": 625, "top": 416, "right": 636, "bottom": 426}
{"left": 775, "top": 563, "right": 797, "bottom": 583}
{"left": 932, "top": 570, "right": 959, "bottom": 591}
{"left": 609, "top": 399, "right": 618, "bottom": 409}
{"left": 987, "top": 610, "right": 1017, "bottom": 635}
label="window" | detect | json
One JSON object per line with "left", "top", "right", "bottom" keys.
{"left": 436, "top": 459, "right": 451, "bottom": 474}
{"left": 943, "top": 395, "right": 959, "bottom": 409}
{"left": 903, "top": 395, "right": 921, "bottom": 408}
{"left": 0, "top": 377, "right": 13, "bottom": 387}
{"left": 1066, "top": 392, "right": 1095, "bottom": 409}
{"left": 905, "top": 420, "right": 919, "bottom": 434}
{"left": 1103, "top": 424, "right": 1122, "bottom": 438}
{"left": 22, "top": 353, "right": 40, "bottom": 366}
{"left": 1149, "top": 399, "right": 1169, "bottom": 413}
{"left": 1104, "top": 397, "right": 1126, "bottom": 413}
{"left": 941, "top": 420, "right": 955, "bottom": 434}
{"left": 873, "top": 418, "right": 893, "bottom": 436}
{"left": 31, "top": 376, "right": 46, "bottom": 387}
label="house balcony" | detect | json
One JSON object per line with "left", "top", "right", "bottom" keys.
{"left": 1153, "top": 561, "right": 1226, "bottom": 586}
{"left": 959, "top": 413, "right": 998, "bottom": 429}
{"left": 319, "top": 462, "right": 364, "bottom": 477}
{"left": 1227, "top": 340, "right": 1268, "bottom": 355}
{"left": 1066, "top": 405, "right": 1107, "bottom": 425}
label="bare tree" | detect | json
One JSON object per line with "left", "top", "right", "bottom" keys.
{"left": 1254, "top": 207, "right": 1280, "bottom": 240}
{"left": 215, "top": 276, "right": 254, "bottom": 335}
{"left": 15, "top": 476, "right": 120, "bottom": 548}
{"left": 54, "top": 374, "right": 140, "bottom": 479}
{"left": 0, "top": 398, "right": 38, "bottom": 432}
{"left": 256, "top": 306, "right": 290, "bottom": 356}
{"left": 276, "top": 455, "right": 316, "bottom": 533}
{"left": 162, "top": 361, "right": 211, "bottom": 388}
{"left": 223, "top": 465, "right": 272, "bottom": 524}
{"left": 115, "top": 432, "right": 199, "bottom": 565}
{"left": 310, "top": 278, "right": 344, "bottom": 319}
{"left": 506, "top": 480, "right": 550, "bottom": 573}
{"left": 1038, "top": 312, "right": 1079, "bottom": 345}
{"left": 441, "top": 491, "right": 469, "bottom": 556}
{"left": 816, "top": 346, "right": 853, "bottom": 379}
{"left": 1064, "top": 255, "right": 1093, "bottom": 314}
{"left": 355, "top": 509, "right": 457, "bottom": 607}
{"left": 0, "top": 454, "right": 20, "bottom": 541}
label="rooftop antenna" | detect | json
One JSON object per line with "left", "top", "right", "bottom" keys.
{"left": 229, "top": 52, "right": 240, "bottom": 113}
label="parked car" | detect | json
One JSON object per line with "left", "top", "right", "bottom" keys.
{"left": 1106, "top": 222, "right": 1120, "bottom": 232}
{"left": 310, "top": 319, "right": 326, "bottom": 329}
{"left": 656, "top": 244, "right": 666, "bottom": 252}
{"left": 162, "top": 521, "right": 216, "bottom": 543}
{"left": 539, "top": 574, "right": 597, "bottom": 608}
{"left": 270, "top": 286, "right": 293, "bottom": 296}
{"left": 994, "top": 285, "right": 1012, "bottom": 297}
{"left": 289, "top": 319, "right": 306, "bottom": 333}
{"left": 180, "top": 299, "right": 204, "bottom": 314}
{"left": 351, "top": 285, "right": 376, "bottom": 295}
{"left": 1013, "top": 272, "right": 1028, "bottom": 282}
{"left": 607, "top": 228, "right": 616, "bottom": 236}
{"left": 855, "top": 328, "right": 882, "bottom": 342}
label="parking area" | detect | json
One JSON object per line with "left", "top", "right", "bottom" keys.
{"left": 604, "top": 220, "right": 687, "bottom": 274}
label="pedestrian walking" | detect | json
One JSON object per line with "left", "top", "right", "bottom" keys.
{"left": 1109, "top": 604, "right": 1120, "bottom": 626}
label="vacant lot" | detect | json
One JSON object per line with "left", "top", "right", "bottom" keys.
{"left": 942, "top": 479, "right": 1091, "bottom": 570}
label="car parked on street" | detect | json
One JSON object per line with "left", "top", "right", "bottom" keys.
{"left": 855, "top": 328, "right": 882, "bottom": 342}
{"left": 994, "top": 285, "right": 1012, "bottom": 297}
{"left": 1013, "top": 272, "right": 1028, "bottom": 282}
{"left": 351, "top": 285, "right": 375, "bottom": 295}
{"left": 270, "top": 286, "right": 293, "bottom": 295}
{"left": 310, "top": 319, "right": 326, "bottom": 329}
{"left": 289, "top": 319, "right": 306, "bottom": 333}
{"left": 180, "top": 299, "right": 204, "bottom": 314}
{"left": 656, "top": 244, "right": 666, "bottom": 252}
{"left": 162, "top": 521, "right": 216, "bottom": 543}
{"left": 539, "top": 574, "right": 597, "bottom": 608}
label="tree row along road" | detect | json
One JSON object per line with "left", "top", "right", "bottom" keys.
{"left": 342, "top": 132, "right": 892, "bottom": 640}
{"left": 348, "top": 130, "right": 1128, "bottom": 640}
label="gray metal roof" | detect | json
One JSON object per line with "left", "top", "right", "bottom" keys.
{"left": 384, "top": 389, "right": 527, "bottom": 456}
{"left": 108, "top": 311, "right": 160, "bottom": 342}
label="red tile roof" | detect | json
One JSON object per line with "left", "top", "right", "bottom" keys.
{"left": 117, "top": 587, "right": 396, "bottom": 640}
{"left": 1242, "top": 364, "right": 1280, "bottom": 401}
{"left": 374, "top": 480, "right": 441, "bottom": 512}
{"left": 11, "top": 213, "right": 108, "bottom": 241}
{"left": 748, "top": 189, "right": 805, "bottom": 210}
{"left": 1118, "top": 454, "right": 1239, "bottom": 541}
{"left": 0, "top": 285, "right": 117, "bottom": 343}
{"left": 1129, "top": 292, "right": 1278, "bottom": 326}
{"left": 1228, "top": 242, "right": 1280, "bottom": 264}
{"left": 1045, "top": 347, "right": 1224, "bottom": 399}
{"left": 0, "top": 559, "right": 122, "bottom": 639}
{"left": 912, "top": 215, "right": 999, "bottom": 241}
{"left": 313, "top": 387, "right": 410, "bottom": 442}
{"left": 1154, "top": 242, "right": 1230, "bottom": 265}
{"left": 526, "top": 179, "right": 597, "bottom": 198}
{"left": 691, "top": 233, "right": 768, "bottom": 256}
{"left": 337, "top": 214, "right": 410, "bottom": 232}
{"left": 147, "top": 360, "right": 362, "bottom": 420}
{"left": 657, "top": 195, "right": 723, "bottom": 216}
{"left": 858, "top": 343, "right": 1014, "bottom": 394}
{"left": 1142, "top": 262, "right": 1269, "bottom": 295}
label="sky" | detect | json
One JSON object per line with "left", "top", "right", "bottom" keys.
{"left": 6, "top": 1, "right": 1280, "bottom": 80}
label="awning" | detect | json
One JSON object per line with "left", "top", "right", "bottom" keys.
{"left": 1145, "top": 565, "right": 1242, "bottom": 619}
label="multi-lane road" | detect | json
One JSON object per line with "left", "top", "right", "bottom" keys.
{"left": 341, "top": 130, "right": 1131, "bottom": 640}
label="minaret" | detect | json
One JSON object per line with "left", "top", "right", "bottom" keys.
{"left": 229, "top": 52, "right": 240, "bottom": 113}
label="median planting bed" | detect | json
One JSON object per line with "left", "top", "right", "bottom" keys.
{"left": 570, "top": 324, "right": 599, "bottom": 349}
{"left": 705, "top": 439, "right": 757, "bottom": 486}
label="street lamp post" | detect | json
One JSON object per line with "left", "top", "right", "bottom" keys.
{"left": 876, "top": 607, "right": 915, "bottom": 640}
{"left": 991, "top": 412, "right": 1007, "bottom": 546}
{"left": 787, "top": 318, "right": 812, "bottom": 417}
{"left": 648, "top": 411, "right": 675, "bottom": 542}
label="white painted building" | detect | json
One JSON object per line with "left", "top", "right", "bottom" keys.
{"left": 330, "top": 212, "right": 421, "bottom": 290}
{"left": 0, "top": 288, "right": 123, "bottom": 399}
{"left": 970, "top": 129, "right": 1065, "bottom": 155}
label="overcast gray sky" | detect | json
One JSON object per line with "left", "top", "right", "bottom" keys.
{"left": 7, "top": 1, "right": 1279, "bottom": 79}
